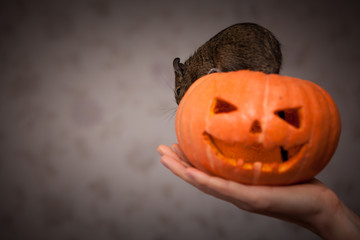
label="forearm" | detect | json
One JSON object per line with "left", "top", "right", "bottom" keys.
{"left": 311, "top": 195, "right": 360, "bottom": 240}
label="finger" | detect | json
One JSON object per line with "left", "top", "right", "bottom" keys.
{"left": 183, "top": 168, "right": 239, "bottom": 201}
{"left": 159, "top": 145, "right": 191, "bottom": 170}
{"left": 160, "top": 155, "right": 194, "bottom": 183}
{"left": 184, "top": 168, "right": 245, "bottom": 197}
{"left": 184, "top": 168, "right": 265, "bottom": 211}
{"left": 157, "top": 145, "right": 179, "bottom": 159}
{"left": 171, "top": 144, "right": 186, "bottom": 160}
{"left": 184, "top": 168, "right": 231, "bottom": 198}
{"left": 171, "top": 144, "right": 193, "bottom": 167}
{"left": 157, "top": 144, "right": 188, "bottom": 165}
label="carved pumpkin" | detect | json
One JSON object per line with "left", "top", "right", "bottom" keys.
{"left": 175, "top": 70, "right": 341, "bottom": 185}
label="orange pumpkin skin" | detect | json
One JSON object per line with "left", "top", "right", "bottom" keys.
{"left": 175, "top": 70, "right": 341, "bottom": 185}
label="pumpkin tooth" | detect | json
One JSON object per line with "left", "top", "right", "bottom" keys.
{"left": 254, "top": 161, "right": 262, "bottom": 169}
{"left": 262, "top": 162, "right": 279, "bottom": 172}
{"left": 236, "top": 158, "right": 244, "bottom": 167}
{"left": 253, "top": 162, "right": 262, "bottom": 181}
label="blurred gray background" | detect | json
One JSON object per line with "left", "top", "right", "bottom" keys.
{"left": 0, "top": 0, "right": 359, "bottom": 239}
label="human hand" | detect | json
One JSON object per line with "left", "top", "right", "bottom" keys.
{"left": 157, "top": 144, "right": 360, "bottom": 240}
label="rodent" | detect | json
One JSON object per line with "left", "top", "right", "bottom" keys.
{"left": 173, "top": 22, "right": 282, "bottom": 105}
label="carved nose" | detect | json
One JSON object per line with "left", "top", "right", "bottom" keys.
{"left": 250, "top": 120, "right": 262, "bottom": 134}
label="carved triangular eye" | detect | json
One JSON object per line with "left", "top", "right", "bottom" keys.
{"left": 275, "top": 107, "right": 301, "bottom": 128}
{"left": 212, "top": 98, "right": 237, "bottom": 114}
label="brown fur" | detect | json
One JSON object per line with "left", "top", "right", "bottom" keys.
{"left": 173, "top": 23, "right": 282, "bottom": 105}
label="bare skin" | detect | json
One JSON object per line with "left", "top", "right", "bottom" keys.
{"left": 157, "top": 144, "right": 360, "bottom": 239}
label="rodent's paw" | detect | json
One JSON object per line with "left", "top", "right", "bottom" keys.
{"left": 208, "top": 68, "right": 221, "bottom": 74}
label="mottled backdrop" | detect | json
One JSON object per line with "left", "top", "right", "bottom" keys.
{"left": 1, "top": 0, "right": 359, "bottom": 239}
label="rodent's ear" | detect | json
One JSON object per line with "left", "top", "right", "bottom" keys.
{"left": 173, "top": 57, "right": 186, "bottom": 75}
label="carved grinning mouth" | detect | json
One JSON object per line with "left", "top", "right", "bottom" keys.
{"left": 203, "top": 132, "right": 305, "bottom": 171}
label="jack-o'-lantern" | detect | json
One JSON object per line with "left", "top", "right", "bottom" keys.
{"left": 175, "top": 70, "right": 341, "bottom": 185}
